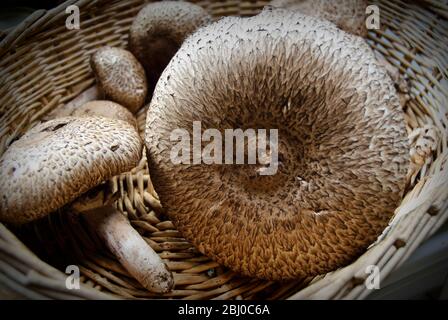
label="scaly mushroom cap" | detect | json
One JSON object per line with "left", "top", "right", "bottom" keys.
{"left": 91, "top": 46, "right": 147, "bottom": 113}
{"left": 145, "top": 8, "right": 409, "bottom": 280}
{"left": 128, "top": 1, "right": 212, "bottom": 92}
{"left": 0, "top": 117, "right": 142, "bottom": 225}
{"left": 270, "top": 0, "right": 368, "bottom": 37}
{"left": 72, "top": 100, "right": 138, "bottom": 129}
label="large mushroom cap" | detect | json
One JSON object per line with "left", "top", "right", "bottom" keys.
{"left": 145, "top": 8, "right": 409, "bottom": 280}
{"left": 0, "top": 116, "right": 142, "bottom": 225}
{"left": 128, "top": 1, "right": 212, "bottom": 91}
{"left": 270, "top": 0, "right": 368, "bottom": 37}
{"left": 91, "top": 46, "right": 147, "bottom": 113}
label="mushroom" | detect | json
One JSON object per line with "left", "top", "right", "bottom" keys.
{"left": 375, "top": 54, "right": 411, "bottom": 107}
{"left": 0, "top": 117, "right": 141, "bottom": 224}
{"left": 269, "top": 0, "right": 368, "bottom": 37}
{"left": 0, "top": 116, "right": 173, "bottom": 292}
{"left": 128, "top": 1, "right": 212, "bottom": 92}
{"left": 145, "top": 8, "right": 409, "bottom": 280}
{"left": 72, "top": 100, "right": 138, "bottom": 129}
{"left": 43, "top": 85, "right": 101, "bottom": 120}
{"left": 91, "top": 46, "right": 147, "bottom": 113}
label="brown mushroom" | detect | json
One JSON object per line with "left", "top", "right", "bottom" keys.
{"left": 0, "top": 117, "right": 141, "bottom": 225}
{"left": 128, "top": 1, "right": 212, "bottom": 92}
{"left": 91, "top": 46, "right": 147, "bottom": 113}
{"left": 269, "top": 0, "right": 368, "bottom": 37}
{"left": 0, "top": 116, "right": 173, "bottom": 292}
{"left": 72, "top": 100, "right": 138, "bottom": 129}
{"left": 44, "top": 85, "right": 102, "bottom": 120}
{"left": 375, "top": 54, "right": 411, "bottom": 107}
{"left": 145, "top": 8, "right": 409, "bottom": 280}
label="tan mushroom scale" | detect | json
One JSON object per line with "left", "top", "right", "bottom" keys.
{"left": 145, "top": 9, "right": 409, "bottom": 280}
{"left": 129, "top": 1, "right": 211, "bottom": 91}
{"left": 72, "top": 100, "right": 138, "bottom": 129}
{"left": 0, "top": 116, "right": 142, "bottom": 225}
{"left": 91, "top": 47, "right": 147, "bottom": 113}
{"left": 270, "top": 0, "right": 368, "bottom": 37}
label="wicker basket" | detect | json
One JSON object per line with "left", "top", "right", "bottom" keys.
{"left": 0, "top": 0, "right": 447, "bottom": 300}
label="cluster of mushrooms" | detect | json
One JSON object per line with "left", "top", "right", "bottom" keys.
{"left": 0, "top": 0, "right": 410, "bottom": 293}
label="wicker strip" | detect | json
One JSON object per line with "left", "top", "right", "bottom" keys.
{"left": 0, "top": 0, "right": 447, "bottom": 300}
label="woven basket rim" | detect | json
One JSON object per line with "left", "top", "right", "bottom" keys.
{"left": 0, "top": 0, "right": 447, "bottom": 300}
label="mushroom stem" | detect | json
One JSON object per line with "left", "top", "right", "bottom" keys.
{"left": 82, "top": 205, "right": 174, "bottom": 293}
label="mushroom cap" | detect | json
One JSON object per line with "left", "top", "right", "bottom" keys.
{"left": 270, "top": 0, "right": 368, "bottom": 37}
{"left": 44, "top": 85, "right": 101, "bottom": 121}
{"left": 72, "top": 100, "right": 138, "bottom": 129}
{"left": 145, "top": 8, "right": 409, "bottom": 280}
{"left": 91, "top": 46, "right": 147, "bottom": 113}
{"left": 0, "top": 116, "right": 142, "bottom": 225}
{"left": 128, "top": 1, "right": 212, "bottom": 91}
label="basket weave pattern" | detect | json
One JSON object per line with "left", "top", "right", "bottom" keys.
{"left": 0, "top": 0, "right": 447, "bottom": 299}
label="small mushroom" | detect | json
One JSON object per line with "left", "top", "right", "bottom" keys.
{"left": 44, "top": 85, "right": 102, "bottom": 120}
{"left": 91, "top": 46, "right": 147, "bottom": 113}
{"left": 145, "top": 9, "right": 409, "bottom": 280}
{"left": 72, "top": 100, "right": 138, "bottom": 129}
{"left": 0, "top": 117, "right": 142, "bottom": 225}
{"left": 0, "top": 116, "right": 173, "bottom": 292}
{"left": 128, "top": 1, "right": 212, "bottom": 92}
{"left": 269, "top": 0, "right": 368, "bottom": 37}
